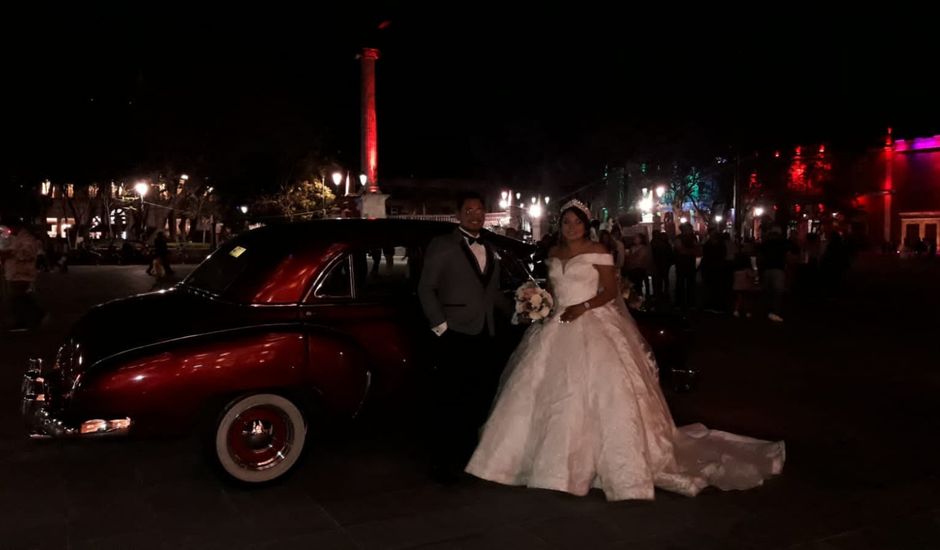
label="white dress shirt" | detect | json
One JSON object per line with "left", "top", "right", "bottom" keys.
{"left": 459, "top": 228, "right": 487, "bottom": 273}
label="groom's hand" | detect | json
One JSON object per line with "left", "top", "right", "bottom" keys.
{"left": 560, "top": 304, "right": 587, "bottom": 323}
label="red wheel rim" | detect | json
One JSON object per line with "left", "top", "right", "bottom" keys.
{"left": 226, "top": 405, "right": 294, "bottom": 471}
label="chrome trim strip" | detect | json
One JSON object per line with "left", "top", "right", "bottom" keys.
{"left": 351, "top": 370, "right": 372, "bottom": 419}
{"left": 306, "top": 253, "right": 354, "bottom": 302}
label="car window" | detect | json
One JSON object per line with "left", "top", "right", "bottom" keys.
{"left": 187, "top": 233, "right": 291, "bottom": 296}
{"left": 313, "top": 256, "right": 353, "bottom": 299}
{"left": 494, "top": 244, "right": 534, "bottom": 290}
{"left": 352, "top": 244, "right": 422, "bottom": 298}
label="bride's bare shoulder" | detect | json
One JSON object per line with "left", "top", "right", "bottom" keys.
{"left": 547, "top": 245, "right": 561, "bottom": 259}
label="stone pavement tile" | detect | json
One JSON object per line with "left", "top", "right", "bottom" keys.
{"left": 456, "top": 483, "right": 576, "bottom": 525}
{"left": 394, "top": 484, "right": 481, "bottom": 517}
{"left": 605, "top": 537, "right": 729, "bottom": 550}
{"left": 319, "top": 488, "right": 425, "bottom": 526}
{"left": 787, "top": 508, "right": 940, "bottom": 550}
{"left": 69, "top": 530, "right": 171, "bottom": 550}
{"left": 345, "top": 505, "right": 492, "bottom": 550}
{"left": 226, "top": 485, "right": 338, "bottom": 535}
{"left": 520, "top": 512, "right": 632, "bottom": 549}
{"left": 73, "top": 527, "right": 356, "bottom": 550}
{"left": 65, "top": 488, "right": 157, "bottom": 543}
{"left": 58, "top": 450, "right": 143, "bottom": 492}
{"left": 344, "top": 514, "right": 443, "bottom": 550}
{"left": 143, "top": 480, "right": 249, "bottom": 535}
{"left": 0, "top": 522, "right": 68, "bottom": 550}
{"left": 316, "top": 478, "right": 477, "bottom": 526}
{"left": 0, "top": 487, "right": 69, "bottom": 532}
{"left": 153, "top": 520, "right": 261, "bottom": 550}
{"left": 299, "top": 451, "right": 427, "bottom": 501}
{"left": 251, "top": 528, "right": 361, "bottom": 550}
{"left": 400, "top": 524, "right": 552, "bottom": 550}
{"left": 718, "top": 481, "right": 939, "bottom": 549}
{"left": 0, "top": 454, "right": 68, "bottom": 491}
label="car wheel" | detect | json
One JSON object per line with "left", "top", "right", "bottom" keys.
{"left": 214, "top": 393, "right": 307, "bottom": 484}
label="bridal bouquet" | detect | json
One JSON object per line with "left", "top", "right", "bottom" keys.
{"left": 513, "top": 281, "right": 554, "bottom": 324}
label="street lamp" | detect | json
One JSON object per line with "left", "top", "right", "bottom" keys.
{"left": 715, "top": 215, "right": 724, "bottom": 223}
{"left": 359, "top": 174, "right": 367, "bottom": 187}
{"left": 754, "top": 206, "right": 765, "bottom": 217}
{"left": 496, "top": 191, "right": 508, "bottom": 209}
{"left": 134, "top": 181, "right": 149, "bottom": 234}
{"left": 331, "top": 172, "right": 343, "bottom": 187}
{"left": 544, "top": 196, "right": 550, "bottom": 205}
{"left": 239, "top": 205, "right": 248, "bottom": 214}
{"left": 180, "top": 174, "right": 189, "bottom": 181}
{"left": 655, "top": 185, "right": 666, "bottom": 198}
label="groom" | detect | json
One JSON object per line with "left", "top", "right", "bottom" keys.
{"left": 418, "top": 192, "right": 507, "bottom": 482}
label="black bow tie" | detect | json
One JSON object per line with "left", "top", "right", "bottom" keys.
{"left": 463, "top": 234, "right": 483, "bottom": 246}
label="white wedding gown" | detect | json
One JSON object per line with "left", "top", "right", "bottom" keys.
{"left": 465, "top": 252, "right": 785, "bottom": 500}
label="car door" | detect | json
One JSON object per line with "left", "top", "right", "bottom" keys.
{"left": 300, "top": 240, "right": 432, "bottom": 411}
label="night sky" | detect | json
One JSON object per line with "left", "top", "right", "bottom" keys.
{"left": 4, "top": 6, "right": 937, "bottom": 198}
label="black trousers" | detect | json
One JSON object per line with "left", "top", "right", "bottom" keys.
{"left": 429, "top": 326, "right": 500, "bottom": 469}
{"left": 675, "top": 267, "right": 697, "bottom": 311}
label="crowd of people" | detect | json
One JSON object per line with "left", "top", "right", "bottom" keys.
{"left": 535, "top": 220, "right": 858, "bottom": 323}
{"left": 0, "top": 222, "right": 180, "bottom": 331}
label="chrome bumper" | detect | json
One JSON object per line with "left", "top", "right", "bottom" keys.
{"left": 22, "top": 358, "right": 132, "bottom": 438}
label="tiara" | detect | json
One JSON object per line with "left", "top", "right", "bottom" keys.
{"left": 560, "top": 199, "right": 591, "bottom": 219}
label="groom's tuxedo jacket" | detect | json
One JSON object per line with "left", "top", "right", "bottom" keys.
{"left": 418, "top": 228, "right": 503, "bottom": 337}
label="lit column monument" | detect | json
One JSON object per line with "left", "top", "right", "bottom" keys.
{"left": 358, "top": 47, "right": 388, "bottom": 219}
{"left": 883, "top": 128, "right": 893, "bottom": 244}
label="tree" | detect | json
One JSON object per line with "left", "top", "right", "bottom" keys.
{"left": 666, "top": 163, "right": 724, "bottom": 227}
{"left": 260, "top": 178, "right": 336, "bottom": 221}
{"left": 62, "top": 184, "right": 94, "bottom": 247}
{"left": 184, "top": 186, "right": 221, "bottom": 243}
{"left": 99, "top": 182, "right": 121, "bottom": 238}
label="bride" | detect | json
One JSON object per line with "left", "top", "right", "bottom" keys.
{"left": 465, "top": 199, "right": 785, "bottom": 501}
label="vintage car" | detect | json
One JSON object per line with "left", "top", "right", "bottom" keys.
{"left": 22, "top": 219, "right": 692, "bottom": 484}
